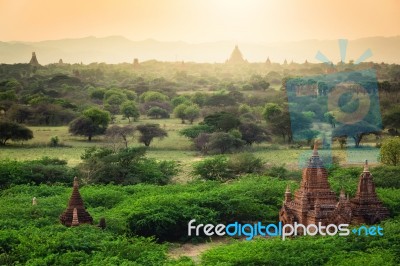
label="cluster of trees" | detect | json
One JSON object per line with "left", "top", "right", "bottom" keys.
{"left": 78, "top": 147, "right": 178, "bottom": 185}
{"left": 180, "top": 111, "right": 271, "bottom": 154}
{"left": 68, "top": 106, "right": 167, "bottom": 146}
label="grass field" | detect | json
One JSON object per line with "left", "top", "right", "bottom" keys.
{"left": 0, "top": 116, "right": 381, "bottom": 181}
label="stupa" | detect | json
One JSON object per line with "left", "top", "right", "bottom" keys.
{"left": 60, "top": 177, "right": 93, "bottom": 227}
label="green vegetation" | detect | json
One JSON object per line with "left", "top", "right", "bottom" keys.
{"left": 380, "top": 137, "right": 400, "bottom": 166}
{"left": 0, "top": 59, "right": 400, "bottom": 264}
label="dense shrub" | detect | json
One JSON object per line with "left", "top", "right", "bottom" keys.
{"left": 264, "top": 165, "right": 302, "bottom": 180}
{"left": 371, "top": 165, "right": 400, "bottom": 188}
{"left": 0, "top": 226, "right": 168, "bottom": 266}
{"left": 327, "top": 165, "right": 400, "bottom": 197}
{"left": 192, "top": 153, "right": 264, "bottom": 181}
{"left": 79, "top": 147, "right": 179, "bottom": 185}
{"left": 201, "top": 216, "right": 400, "bottom": 265}
{"left": 0, "top": 157, "right": 76, "bottom": 188}
{"left": 126, "top": 176, "right": 286, "bottom": 242}
{"left": 192, "top": 155, "right": 232, "bottom": 181}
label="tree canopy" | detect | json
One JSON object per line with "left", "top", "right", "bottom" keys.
{"left": 0, "top": 120, "right": 33, "bottom": 145}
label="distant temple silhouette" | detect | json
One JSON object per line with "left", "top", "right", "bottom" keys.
{"left": 29, "top": 52, "right": 40, "bottom": 66}
{"left": 133, "top": 58, "right": 140, "bottom": 68}
{"left": 226, "top": 45, "right": 247, "bottom": 64}
{"left": 280, "top": 143, "right": 389, "bottom": 226}
{"left": 60, "top": 177, "right": 93, "bottom": 227}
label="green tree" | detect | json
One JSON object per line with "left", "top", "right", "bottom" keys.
{"left": 324, "top": 112, "right": 336, "bottom": 128}
{"left": 173, "top": 103, "right": 189, "bottom": 123}
{"left": 121, "top": 101, "right": 140, "bottom": 122}
{"left": 263, "top": 103, "right": 292, "bottom": 142}
{"left": 192, "top": 155, "right": 231, "bottom": 181}
{"left": 69, "top": 107, "right": 110, "bottom": 141}
{"left": 136, "top": 124, "right": 168, "bottom": 146}
{"left": 0, "top": 121, "right": 33, "bottom": 145}
{"left": 184, "top": 105, "right": 200, "bottom": 124}
{"left": 171, "top": 95, "right": 190, "bottom": 107}
{"left": 238, "top": 104, "right": 252, "bottom": 115}
{"left": 332, "top": 121, "right": 381, "bottom": 148}
{"left": 147, "top": 107, "right": 170, "bottom": 119}
{"left": 203, "top": 112, "right": 241, "bottom": 132}
{"left": 180, "top": 124, "right": 214, "bottom": 139}
{"left": 89, "top": 87, "right": 106, "bottom": 100}
{"left": 207, "top": 132, "right": 244, "bottom": 154}
{"left": 7, "top": 104, "right": 33, "bottom": 123}
{"left": 380, "top": 137, "right": 400, "bottom": 166}
{"left": 238, "top": 122, "right": 270, "bottom": 145}
{"left": 383, "top": 107, "right": 400, "bottom": 135}
{"left": 139, "top": 91, "right": 169, "bottom": 103}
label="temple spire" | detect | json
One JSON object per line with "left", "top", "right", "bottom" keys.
{"left": 284, "top": 184, "right": 292, "bottom": 202}
{"left": 60, "top": 177, "right": 93, "bottom": 227}
{"left": 29, "top": 52, "right": 40, "bottom": 66}
{"left": 73, "top": 176, "right": 79, "bottom": 188}
{"left": 313, "top": 140, "right": 319, "bottom": 156}
{"left": 363, "top": 160, "right": 369, "bottom": 172}
{"left": 226, "top": 45, "right": 247, "bottom": 64}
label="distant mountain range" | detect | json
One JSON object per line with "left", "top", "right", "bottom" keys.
{"left": 0, "top": 36, "right": 399, "bottom": 65}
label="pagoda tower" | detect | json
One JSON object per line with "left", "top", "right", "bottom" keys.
{"left": 60, "top": 177, "right": 93, "bottom": 227}
{"left": 29, "top": 52, "right": 40, "bottom": 66}
{"left": 350, "top": 161, "right": 389, "bottom": 224}
{"left": 280, "top": 142, "right": 338, "bottom": 225}
{"left": 226, "top": 45, "right": 247, "bottom": 64}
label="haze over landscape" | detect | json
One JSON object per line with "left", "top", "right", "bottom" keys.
{"left": 0, "top": 0, "right": 399, "bottom": 64}
{"left": 1, "top": 36, "right": 400, "bottom": 64}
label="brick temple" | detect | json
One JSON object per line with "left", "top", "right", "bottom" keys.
{"left": 279, "top": 144, "right": 389, "bottom": 226}
{"left": 60, "top": 177, "right": 93, "bottom": 227}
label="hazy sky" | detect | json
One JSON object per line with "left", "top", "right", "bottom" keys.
{"left": 0, "top": 0, "right": 399, "bottom": 43}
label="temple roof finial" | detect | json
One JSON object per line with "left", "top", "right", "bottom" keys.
{"left": 285, "top": 184, "right": 291, "bottom": 193}
{"left": 363, "top": 160, "right": 369, "bottom": 172}
{"left": 73, "top": 176, "right": 79, "bottom": 188}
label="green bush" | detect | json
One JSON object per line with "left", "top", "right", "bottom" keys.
{"left": 126, "top": 176, "right": 286, "bottom": 241}
{"left": 201, "top": 217, "right": 400, "bottom": 265}
{"left": 192, "top": 155, "right": 232, "bottom": 181}
{"left": 0, "top": 225, "right": 167, "bottom": 266}
{"left": 192, "top": 153, "right": 264, "bottom": 181}
{"left": 371, "top": 165, "right": 400, "bottom": 188}
{"left": 228, "top": 153, "right": 264, "bottom": 175}
{"left": 265, "top": 165, "right": 302, "bottom": 180}
{"left": 0, "top": 158, "right": 76, "bottom": 189}
{"left": 78, "top": 147, "right": 179, "bottom": 185}
{"left": 49, "top": 136, "right": 59, "bottom": 147}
